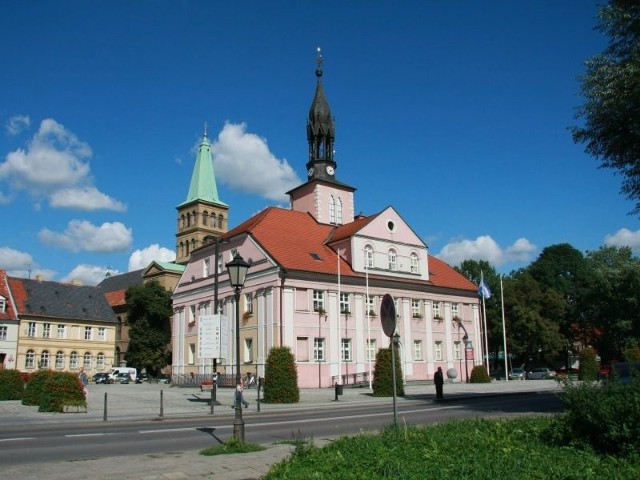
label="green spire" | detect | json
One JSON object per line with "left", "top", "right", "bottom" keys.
{"left": 180, "top": 131, "right": 227, "bottom": 207}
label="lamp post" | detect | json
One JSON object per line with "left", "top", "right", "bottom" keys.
{"left": 463, "top": 335, "right": 471, "bottom": 383}
{"left": 226, "top": 252, "right": 250, "bottom": 442}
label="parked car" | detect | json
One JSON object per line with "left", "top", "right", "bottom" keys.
{"left": 114, "top": 372, "right": 131, "bottom": 384}
{"left": 527, "top": 368, "right": 556, "bottom": 380}
{"left": 135, "top": 373, "right": 149, "bottom": 384}
{"left": 509, "top": 368, "right": 526, "bottom": 380}
{"left": 157, "top": 374, "right": 171, "bottom": 384}
{"left": 93, "top": 372, "right": 109, "bottom": 384}
{"left": 610, "top": 362, "right": 640, "bottom": 385}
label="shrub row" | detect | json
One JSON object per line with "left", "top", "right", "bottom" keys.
{"left": 0, "top": 369, "right": 24, "bottom": 400}
{"left": 19, "top": 370, "right": 86, "bottom": 412}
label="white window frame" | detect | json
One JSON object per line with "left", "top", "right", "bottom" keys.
{"left": 413, "top": 340, "right": 423, "bottom": 360}
{"left": 40, "top": 351, "right": 50, "bottom": 369}
{"left": 340, "top": 292, "right": 350, "bottom": 314}
{"left": 366, "top": 339, "right": 377, "bottom": 362}
{"left": 0, "top": 325, "right": 7, "bottom": 341}
{"left": 25, "top": 350, "right": 35, "bottom": 369}
{"left": 203, "top": 258, "right": 210, "bottom": 278}
{"left": 42, "top": 323, "right": 51, "bottom": 338}
{"left": 364, "top": 245, "right": 374, "bottom": 269}
{"left": 83, "top": 352, "right": 92, "bottom": 369}
{"left": 410, "top": 252, "right": 419, "bottom": 273}
{"left": 69, "top": 351, "right": 79, "bottom": 369}
{"left": 96, "top": 352, "right": 105, "bottom": 369}
{"left": 57, "top": 324, "right": 66, "bottom": 339}
{"left": 435, "top": 341, "right": 443, "bottom": 361}
{"left": 452, "top": 303, "right": 460, "bottom": 319}
{"left": 244, "top": 292, "right": 253, "bottom": 313}
{"left": 314, "top": 337, "right": 325, "bottom": 362}
{"left": 98, "top": 327, "right": 106, "bottom": 341}
{"left": 0, "top": 296, "right": 5, "bottom": 313}
{"left": 454, "top": 341, "right": 462, "bottom": 360}
{"left": 341, "top": 338, "right": 352, "bottom": 362}
{"left": 366, "top": 295, "right": 375, "bottom": 316}
{"left": 84, "top": 326, "right": 92, "bottom": 341}
{"left": 388, "top": 249, "right": 397, "bottom": 271}
{"left": 27, "top": 322, "right": 36, "bottom": 337}
{"left": 411, "top": 299, "right": 421, "bottom": 318}
{"left": 313, "top": 290, "right": 325, "bottom": 312}
{"left": 244, "top": 338, "right": 253, "bottom": 363}
{"left": 55, "top": 351, "right": 64, "bottom": 370}
{"left": 432, "top": 301, "right": 442, "bottom": 320}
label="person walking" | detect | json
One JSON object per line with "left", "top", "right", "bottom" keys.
{"left": 233, "top": 380, "right": 249, "bottom": 409}
{"left": 434, "top": 367, "right": 444, "bottom": 400}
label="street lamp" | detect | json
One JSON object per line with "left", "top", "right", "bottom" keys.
{"left": 463, "top": 335, "right": 471, "bottom": 383}
{"left": 226, "top": 252, "right": 250, "bottom": 442}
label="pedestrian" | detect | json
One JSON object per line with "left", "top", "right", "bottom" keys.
{"left": 434, "top": 366, "right": 444, "bottom": 400}
{"left": 79, "top": 368, "right": 89, "bottom": 398}
{"left": 232, "top": 381, "right": 249, "bottom": 409}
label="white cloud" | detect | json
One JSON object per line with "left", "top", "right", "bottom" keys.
{"left": 38, "top": 220, "right": 132, "bottom": 253}
{"left": 61, "top": 264, "right": 118, "bottom": 286}
{"left": 435, "top": 235, "right": 537, "bottom": 267}
{"left": 211, "top": 122, "right": 301, "bottom": 202}
{"left": 49, "top": 187, "right": 127, "bottom": 212}
{"left": 128, "top": 244, "right": 176, "bottom": 271}
{"left": 604, "top": 228, "right": 640, "bottom": 253}
{"left": 0, "top": 118, "right": 124, "bottom": 210}
{"left": 0, "top": 247, "right": 34, "bottom": 271}
{"left": 6, "top": 114, "right": 30, "bottom": 135}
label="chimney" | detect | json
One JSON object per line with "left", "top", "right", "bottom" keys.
{"left": 35, "top": 274, "right": 44, "bottom": 282}
{"left": 70, "top": 279, "right": 83, "bottom": 286}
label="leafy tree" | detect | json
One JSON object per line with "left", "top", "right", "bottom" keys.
{"left": 263, "top": 347, "right": 299, "bottom": 403}
{"left": 581, "top": 246, "right": 640, "bottom": 362}
{"left": 572, "top": 1, "right": 640, "bottom": 214}
{"left": 502, "top": 271, "right": 566, "bottom": 368}
{"left": 125, "top": 281, "right": 172, "bottom": 376}
{"left": 578, "top": 347, "right": 600, "bottom": 381}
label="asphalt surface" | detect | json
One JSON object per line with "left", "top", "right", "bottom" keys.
{"left": 0, "top": 379, "right": 561, "bottom": 480}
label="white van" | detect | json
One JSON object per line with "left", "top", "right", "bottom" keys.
{"left": 107, "top": 367, "right": 137, "bottom": 383}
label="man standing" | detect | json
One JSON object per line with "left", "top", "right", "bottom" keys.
{"left": 434, "top": 367, "right": 444, "bottom": 400}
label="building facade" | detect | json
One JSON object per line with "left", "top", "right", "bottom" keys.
{"left": 171, "top": 55, "right": 482, "bottom": 388}
{"left": 6, "top": 274, "right": 118, "bottom": 377}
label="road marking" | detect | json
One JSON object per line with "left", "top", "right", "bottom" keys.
{"left": 0, "top": 437, "right": 36, "bottom": 442}
{"left": 139, "top": 427, "right": 211, "bottom": 434}
{"left": 65, "top": 433, "right": 113, "bottom": 438}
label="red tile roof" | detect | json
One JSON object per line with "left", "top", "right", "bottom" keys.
{"left": 227, "top": 207, "right": 478, "bottom": 293}
{"left": 0, "top": 269, "right": 17, "bottom": 320}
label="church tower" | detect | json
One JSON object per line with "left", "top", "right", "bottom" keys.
{"left": 175, "top": 128, "right": 228, "bottom": 265}
{"left": 289, "top": 48, "right": 356, "bottom": 225}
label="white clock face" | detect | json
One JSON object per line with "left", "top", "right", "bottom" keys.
{"left": 326, "top": 166, "right": 335, "bottom": 175}
{"left": 308, "top": 168, "right": 314, "bottom": 177}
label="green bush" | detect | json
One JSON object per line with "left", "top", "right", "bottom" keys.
{"left": 469, "top": 365, "right": 491, "bottom": 383}
{"left": 0, "top": 369, "right": 25, "bottom": 400}
{"left": 263, "top": 347, "right": 299, "bottom": 403}
{"left": 22, "top": 369, "right": 54, "bottom": 406}
{"left": 623, "top": 346, "right": 640, "bottom": 362}
{"left": 372, "top": 345, "right": 404, "bottom": 397}
{"left": 263, "top": 417, "right": 640, "bottom": 479}
{"left": 39, "top": 371, "right": 86, "bottom": 413}
{"left": 578, "top": 347, "right": 599, "bottom": 381}
{"left": 547, "top": 376, "right": 640, "bottom": 457}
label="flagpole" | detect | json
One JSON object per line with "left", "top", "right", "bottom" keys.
{"left": 337, "top": 249, "right": 342, "bottom": 388}
{"left": 500, "top": 274, "right": 509, "bottom": 381}
{"left": 365, "top": 260, "right": 372, "bottom": 390}
{"left": 480, "top": 271, "right": 490, "bottom": 375}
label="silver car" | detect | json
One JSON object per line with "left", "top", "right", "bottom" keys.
{"left": 527, "top": 368, "right": 556, "bottom": 380}
{"left": 509, "top": 368, "right": 526, "bottom": 380}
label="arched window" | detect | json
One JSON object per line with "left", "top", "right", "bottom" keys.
{"left": 202, "top": 211, "right": 209, "bottom": 226}
{"left": 40, "top": 350, "right": 50, "bottom": 369}
{"left": 329, "top": 196, "right": 336, "bottom": 224}
{"left": 217, "top": 214, "right": 224, "bottom": 229}
{"left": 388, "top": 249, "right": 397, "bottom": 271}
{"left": 83, "top": 352, "right": 92, "bottom": 369}
{"left": 410, "top": 252, "right": 419, "bottom": 273}
{"left": 364, "top": 245, "right": 374, "bottom": 269}
{"left": 55, "top": 351, "right": 65, "bottom": 369}
{"left": 96, "top": 352, "right": 105, "bottom": 369}
{"left": 336, "top": 197, "right": 343, "bottom": 225}
{"left": 186, "top": 213, "right": 191, "bottom": 227}
{"left": 69, "top": 351, "right": 79, "bottom": 369}
{"left": 25, "top": 350, "right": 35, "bottom": 369}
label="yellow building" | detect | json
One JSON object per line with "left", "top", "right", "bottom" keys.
{"left": 8, "top": 274, "right": 117, "bottom": 378}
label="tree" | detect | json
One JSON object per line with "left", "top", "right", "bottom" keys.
{"left": 263, "top": 347, "right": 299, "bottom": 403}
{"left": 581, "top": 246, "right": 640, "bottom": 362}
{"left": 572, "top": 1, "right": 640, "bottom": 214}
{"left": 372, "top": 343, "right": 404, "bottom": 397}
{"left": 125, "top": 281, "right": 172, "bottom": 376}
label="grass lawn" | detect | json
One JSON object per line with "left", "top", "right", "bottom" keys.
{"left": 262, "top": 416, "right": 640, "bottom": 479}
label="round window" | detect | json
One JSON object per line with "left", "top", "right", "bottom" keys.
{"left": 387, "top": 220, "right": 396, "bottom": 232}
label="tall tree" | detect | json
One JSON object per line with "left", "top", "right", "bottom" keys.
{"left": 582, "top": 246, "right": 640, "bottom": 362}
{"left": 125, "top": 281, "right": 172, "bottom": 376}
{"left": 572, "top": 1, "right": 640, "bottom": 214}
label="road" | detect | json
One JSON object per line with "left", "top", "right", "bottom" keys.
{"left": 0, "top": 391, "right": 561, "bottom": 467}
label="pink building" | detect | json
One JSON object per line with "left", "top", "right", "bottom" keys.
{"left": 171, "top": 54, "right": 481, "bottom": 388}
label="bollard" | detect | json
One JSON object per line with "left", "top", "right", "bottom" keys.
{"left": 103, "top": 392, "right": 108, "bottom": 421}
{"left": 159, "top": 389, "right": 164, "bottom": 417}
{"left": 209, "top": 382, "right": 216, "bottom": 415}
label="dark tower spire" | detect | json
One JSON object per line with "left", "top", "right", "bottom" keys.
{"left": 306, "top": 47, "right": 336, "bottom": 181}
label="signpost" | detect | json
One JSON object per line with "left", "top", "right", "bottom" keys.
{"left": 198, "top": 314, "right": 229, "bottom": 361}
{"left": 380, "top": 294, "right": 399, "bottom": 426}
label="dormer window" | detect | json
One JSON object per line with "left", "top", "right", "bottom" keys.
{"left": 364, "top": 245, "right": 374, "bottom": 269}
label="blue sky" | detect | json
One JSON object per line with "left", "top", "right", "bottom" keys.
{"left": 1, "top": 1, "right": 638, "bottom": 285}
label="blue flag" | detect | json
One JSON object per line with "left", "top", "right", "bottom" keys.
{"left": 478, "top": 278, "right": 492, "bottom": 299}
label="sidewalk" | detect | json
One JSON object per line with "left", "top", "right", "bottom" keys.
{"left": 0, "top": 380, "right": 561, "bottom": 480}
